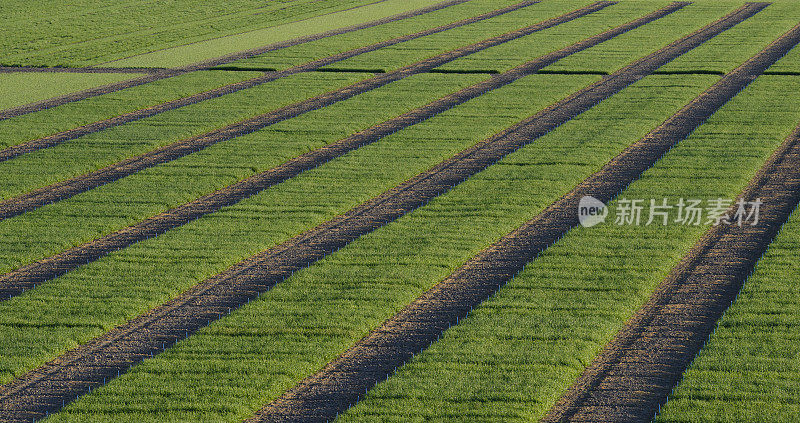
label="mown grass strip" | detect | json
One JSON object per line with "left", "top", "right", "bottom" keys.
{"left": 0, "top": 2, "right": 610, "bottom": 220}
{"left": 0, "top": 2, "right": 684, "bottom": 302}
{"left": 0, "top": 0, "right": 540, "bottom": 163}
{"left": 0, "top": 5, "right": 760, "bottom": 420}
{"left": 257, "top": 9, "right": 800, "bottom": 423}
{"left": 0, "top": 0, "right": 469, "bottom": 121}
{"left": 0, "top": 67, "right": 163, "bottom": 74}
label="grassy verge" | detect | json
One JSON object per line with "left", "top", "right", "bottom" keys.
{"left": 0, "top": 73, "right": 598, "bottom": 388}
{"left": 655, "top": 212, "right": 800, "bottom": 422}
{"left": 332, "top": 75, "right": 800, "bottom": 422}
{"left": 0, "top": 73, "right": 133, "bottom": 111}
{"left": 38, "top": 74, "right": 720, "bottom": 422}
{"left": 0, "top": 71, "right": 366, "bottom": 200}
{"left": 0, "top": 73, "right": 484, "bottom": 274}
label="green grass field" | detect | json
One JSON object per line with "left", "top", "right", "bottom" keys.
{"left": 1, "top": 0, "right": 799, "bottom": 421}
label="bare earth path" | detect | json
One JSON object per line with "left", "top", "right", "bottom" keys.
{"left": 0, "top": 4, "right": 764, "bottom": 422}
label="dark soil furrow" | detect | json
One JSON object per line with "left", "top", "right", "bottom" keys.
{"left": 0, "top": 1, "right": 610, "bottom": 222}
{"left": 0, "top": 0, "right": 542, "bottom": 163}
{"left": 0, "top": 2, "right": 683, "bottom": 303}
{"left": 0, "top": 4, "right": 761, "bottom": 422}
{"left": 0, "top": 0, "right": 470, "bottom": 121}
{"left": 253, "top": 5, "right": 800, "bottom": 423}
{"left": 543, "top": 22, "right": 800, "bottom": 423}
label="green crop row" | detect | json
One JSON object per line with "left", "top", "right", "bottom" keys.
{"left": 40, "top": 73, "right": 720, "bottom": 422}
{"left": 0, "top": 0, "right": 394, "bottom": 67}
{"left": 335, "top": 75, "right": 800, "bottom": 422}
{"left": 0, "top": 70, "right": 260, "bottom": 147}
{"left": 656, "top": 213, "right": 800, "bottom": 421}
{"left": 223, "top": 0, "right": 589, "bottom": 72}
{"left": 0, "top": 73, "right": 484, "bottom": 275}
{"left": 0, "top": 72, "right": 133, "bottom": 111}
{"left": 0, "top": 74, "right": 597, "bottom": 388}
{"left": 0, "top": 71, "right": 364, "bottom": 200}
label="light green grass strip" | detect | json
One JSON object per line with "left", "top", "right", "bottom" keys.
{"left": 0, "top": 70, "right": 261, "bottom": 149}
{"left": 0, "top": 73, "right": 484, "bottom": 275}
{"left": 0, "top": 74, "right": 597, "bottom": 391}
{"left": 334, "top": 75, "right": 800, "bottom": 422}
{"left": 768, "top": 43, "right": 800, "bottom": 74}
{"left": 0, "top": 73, "right": 132, "bottom": 111}
{"left": 106, "top": 0, "right": 447, "bottom": 68}
{"left": 0, "top": 72, "right": 365, "bottom": 200}
{"left": 41, "top": 74, "right": 718, "bottom": 422}
{"left": 655, "top": 214, "right": 800, "bottom": 421}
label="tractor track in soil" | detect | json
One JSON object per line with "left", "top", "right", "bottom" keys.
{"left": 0, "top": 1, "right": 611, "bottom": 223}
{"left": 0, "top": 1, "right": 683, "bottom": 304}
{"left": 543, "top": 22, "right": 800, "bottom": 423}
{"left": 0, "top": 4, "right": 764, "bottom": 421}
{"left": 0, "top": 0, "right": 544, "bottom": 163}
{"left": 0, "top": 0, "right": 471, "bottom": 122}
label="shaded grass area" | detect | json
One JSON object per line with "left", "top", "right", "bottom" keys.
{"left": 0, "top": 73, "right": 484, "bottom": 275}
{"left": 540, "top": 1, "right": 739, "bottom": 74}
{"left": 0, "top": 72, "right": 367, "bottom": 200}
{"left": 224, "top": 0, "right": 587, "bottom": 72}
{"left": 41, "top": 74, "right": 719, "bottom": 422}
{"left": 0, "top": 70, "right": 261, "bottom": 148}
{"left": 0, "top": 74, "right": 598, "bottom": 389}
{"left": 334, "top": 76, "right": 800, "bottom": 422}
{"left": 0, "top": 72, "right": 133, "bottom": 111}
{"left": 659, "top": 1, "right": 800, "bottom": 74}
{"left": 1, "top": 0, "right": 393, "bottom": 67}
{"left": 655, "top": 212, "right": 800, "bottom": 422}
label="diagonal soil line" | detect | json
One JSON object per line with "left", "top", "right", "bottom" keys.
{"left": 252, "top": 6, "right": 800, "bottom": 423}
{"left": 0, "top": 0, "right": 544, "bottom": 163}
{"left": 0, "top": 5, "right": 763, "bottom": 422}
{"left": 0, "top": 2, "right": 686, "bottom": 304}
{"left": 542, "top": 27, "right": 800, "bottom": 423}
{"left": 0, "top": 2, "right": 611, "bottom": 223}
{"left": 0, "top": 0, "right": 471, "bottom": 121}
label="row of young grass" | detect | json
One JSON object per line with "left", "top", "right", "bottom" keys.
{"left": 0, "top": 0, "right": 395, "bottom": 67}
{"left": 0, "top": 73, "right": 483, "bottom": 275}
{"left": 658, "top": 1, "right": 800, "bottom": 74}
{"left": 222, "top": 0, "right": 588, "bottom": 72}
{"left": 769, "top": 40, "right": 800, "bottom": 74}
{"left": 539, "top": 1, "right": 740, "bottom": 74}
{"left": 0, "top": 72, "right": 135, "bottom": 111}
{"left": 0, "top": 71, "right": 362, "bottom": 200}
{"left": 334, "top": 74, "right": 800, "bottom": 422}
{"left": 0, "top": 73, "right": 599, "bottom": 387}
{"left": 430, "top": 0, "right": 675, "bottom": 74}
{"left": 39, "top": 73, "right": 721, "bottom": 422}
{"left": 656, "top": 212, "right": 800, "bottom": 420}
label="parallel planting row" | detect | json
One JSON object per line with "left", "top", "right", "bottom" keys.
{"left": 0, "top": 0, "right": 799, "bottom": 422}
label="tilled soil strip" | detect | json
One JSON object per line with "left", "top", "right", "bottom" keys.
{"left": 0, "top": 0, "right": 543, "bottom": 164}
{"left": 250, "top": 6, "right": 800, "bottom": 423}
{"left": 0, "top": 0, "right": 472, "bottom": 121}
{"left": 0, "top": 2, "right": 683, "bottom": 303}
{"left": 543, "top": 25, "right": 800, "bottom": 423}
{"left": 0, "top": 2, "right": 610, "bottom": 222}
{"left": 0, "top": 5, "right": 761, "bottom": 422}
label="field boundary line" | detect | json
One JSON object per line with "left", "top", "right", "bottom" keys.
{"left": 0, "top": 4, "right": 759, "bottom": 421}
{"left": 0, "top": 0, "right": 470, "bottom": 121}
{"left": 0, "top": 1, "right": 683, "bottom": 303}
{"left": 0, "top": 0, "right": 544, "bottom": 163}
{"left": 0, "top": 3, "right": 611, "bottom": 219}
{"left": 543, "top": 21, "right": 800, "bottom": 423}
{"left": 0, "top": 67, "right": 165, "bottom": 74}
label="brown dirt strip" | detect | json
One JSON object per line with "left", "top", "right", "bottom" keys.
{"left": 0, "top": 0, "right": 469, "bottom": 121}
{"left": 0, "top": 4, "right": 761, "bottom": 422}
{"left": 0, "top": 2, "right": 682, "bottom": 303}
{"left": 0, "top": 0, "right": 543, "bottom": 164}
{"left": 0, "top": 2, "right": 610, "bottom": 222}
{"left": 543, "top": 23, "right": 800, "bottom": 423}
